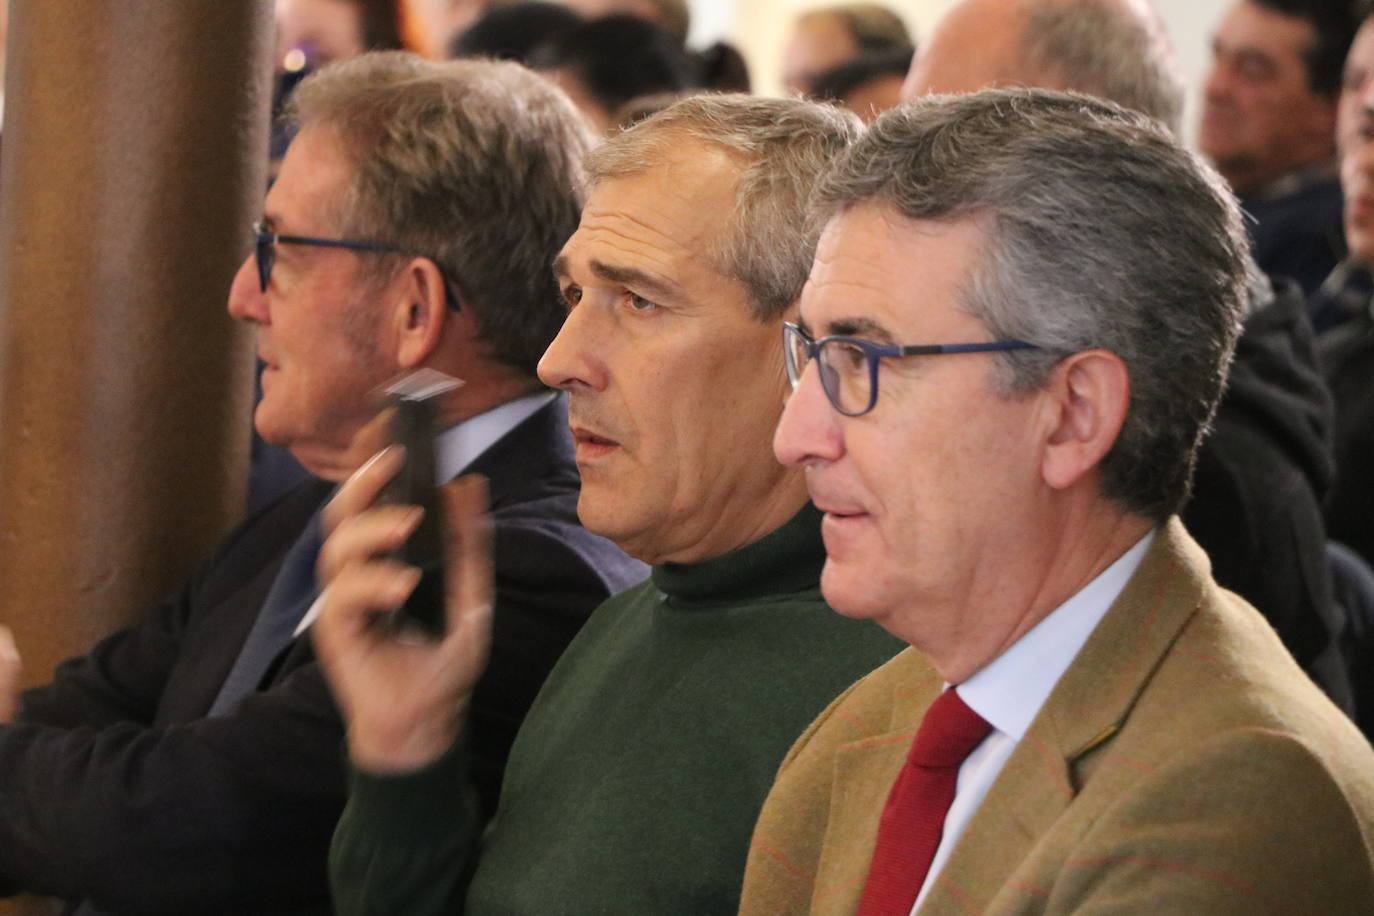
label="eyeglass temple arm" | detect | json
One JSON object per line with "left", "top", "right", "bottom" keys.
{"left": 267, "top": 232, "right": 409, "bottom": 255}
{"left": 895, "top": 340, "right": 1039, "bottom": 356}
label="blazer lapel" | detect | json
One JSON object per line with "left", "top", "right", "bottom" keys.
{"left": 919, "top": 519, "right": 1211, "bottom": 912}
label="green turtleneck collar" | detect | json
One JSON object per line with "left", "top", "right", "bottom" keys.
{"left": 649, "top": 503, "right": 826, "bottom": 608}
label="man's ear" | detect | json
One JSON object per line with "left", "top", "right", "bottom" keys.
{"left": 392, "top": 257, "right": 449, "bottom": 369}
{"left": 1040, "top": 348, "right": 1130, "bottom": 491}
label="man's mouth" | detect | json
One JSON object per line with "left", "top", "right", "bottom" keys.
{"left": 571, "top": 427, "right": 620, "bottom": 459}
{"left": 813, "top": 498, "right": 867, "bottom": 521}
{"left": 1348, "top": 194, "right": 1374, "bottom": 225}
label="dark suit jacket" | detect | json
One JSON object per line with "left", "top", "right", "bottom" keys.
{"left": 1320, "top": 302, "right": 1374, "bottom": 572}
{"left": 1242, "top": 170, "right": 1345, "bottom": 298}
{"left": 741, "top": 520, "right": 1374, "bottom": 914}
{"left": 0, "top": 395, "right": 646, "bottom": 915}
{"left": 1317, "top": 301, "right": 1374, "bottom": 734}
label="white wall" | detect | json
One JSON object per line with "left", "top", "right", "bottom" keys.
{"left": 688, "top": 0, "right": 1231, "bottom": 142}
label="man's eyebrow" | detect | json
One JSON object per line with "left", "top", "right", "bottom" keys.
{"left": 827, "top": 316, "right": 895, "bottom": 344}
{"left": 588, "top": 260, "right": 679, "bottom": 301}
{"left": 552, "top": 253, "right": 571, "bottom": 280}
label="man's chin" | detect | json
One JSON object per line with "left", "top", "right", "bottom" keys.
{"left": 252, "top": 409, "right": 322, "bottom": 473}
{"left": 575, "top": 491, "right": 655, "bottom": 558}
{"left": 1196, "top": 136, "right": 1249, "bottom": 174}
{"left": 252, "top": 405, "right": 290, "bottom": 449}
{"left": 575, "top": 488, "right": 620, "bottom": 537}
{"left": 819, "top": 561, "right": 887, "bottom": 622}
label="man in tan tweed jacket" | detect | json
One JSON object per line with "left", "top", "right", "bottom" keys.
{"left": 740, "top": 89, "right": 1374, "bottom": 914}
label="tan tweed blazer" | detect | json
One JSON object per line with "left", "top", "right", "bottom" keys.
{"left": 741, "top": 519, "right": 1374, "bottom": 914}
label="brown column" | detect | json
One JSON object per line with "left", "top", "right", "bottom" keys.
{"left": 0, "top": 3, "right": 272, "bottom": 911}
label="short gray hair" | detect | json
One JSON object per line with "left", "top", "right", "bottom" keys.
{"left": 287, "top": 51, "right": 595, "bottom": 376}
{"left": 817, "top": 89, "right": 1248, "bottom": 521}
{"left": 585, "top": 94, "right": 862, "bottom": 320}
{"left": 1017, "top": 0, "right": 1184, "bottom": 134}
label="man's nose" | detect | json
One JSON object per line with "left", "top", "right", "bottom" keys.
{"left": 226, "top": 253, "right": 267, "bottom": 324}
{"left": 774, "top": 358, "right": 844, "bottom": 470}
{"left": 537, "top": 303, "right": 605, "bottom": 393}
{"left": 1203, "top": 59, "right": 1232, "bottom": 104}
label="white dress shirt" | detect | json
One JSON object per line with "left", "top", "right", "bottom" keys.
{"left": 911, "top": 530, "right": 1156, "bottom": 913}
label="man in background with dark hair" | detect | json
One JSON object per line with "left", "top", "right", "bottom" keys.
{"left": 533, "top": 14, "right": 696, "bottom": 132}
{"left": 448, "top": 0, "right": 582, "bottom": 63}
{"left": 783, "top": 3, "right": 912, "bottom": 96}
{"left": 1201, "top": 0, "right": 1358, "bottom": 297}
{"left": 1316, "top": 0, "right": 1374, "bottom": 731}
{"left": 0, "top": 53, "right": 642, "bottom": 915}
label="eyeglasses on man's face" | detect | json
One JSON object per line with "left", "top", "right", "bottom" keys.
{"left": 251, "top": 222, "right": 461, "bottom": 310}
{"left": 782, "top": 321, "right": 1040, "bottom": 417}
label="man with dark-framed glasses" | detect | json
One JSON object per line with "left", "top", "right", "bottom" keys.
{"left": 0, "top": 52, "right": 643, "bottom": 914}
{"left": 740, "top": 89, "right": 1374, "bottom": 913}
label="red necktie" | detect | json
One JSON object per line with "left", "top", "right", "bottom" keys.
{"left": 856, "top": 687, "right": 993, "bottom": 916}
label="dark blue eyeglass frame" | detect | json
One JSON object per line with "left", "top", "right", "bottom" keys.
{"left": 782, "top": 321, "right": 1040, "bottom": 417}
{"left": 252, "top": 222, "right": 461, "bottom": 311}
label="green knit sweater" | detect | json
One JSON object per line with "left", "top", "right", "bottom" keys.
{"left": 331, "top": 505, "right": 903, "bottom": 914}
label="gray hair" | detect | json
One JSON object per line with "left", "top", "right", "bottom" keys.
{"left": 585, "top": 94, "right": 863, "bottom": 320}
{"left": 816, "top": 89, "right": 1248, "bottom": 521}
{"left": 286, "top": 51, "right": 596, "bottom": 376}
{"left": 1017, "top": 0, "right": 1184, "bottom": 134}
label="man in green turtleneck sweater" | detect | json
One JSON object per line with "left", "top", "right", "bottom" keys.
{"left": 312, "top": 95, "right": 904, "bottom": 914}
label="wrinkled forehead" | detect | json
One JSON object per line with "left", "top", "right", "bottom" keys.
{"left": 557, "top": 151, "right": 743, "bottom": 285}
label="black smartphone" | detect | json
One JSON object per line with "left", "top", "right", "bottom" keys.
{"left": 379, "top": 370, "right": 462, "bottom": 640}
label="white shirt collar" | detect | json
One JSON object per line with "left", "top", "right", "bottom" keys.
{"left": 434, "top": 391, "right": 557, "bottom": 482}
{"left": 957, "top": 529, "right": 1156, "bottom": 740}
